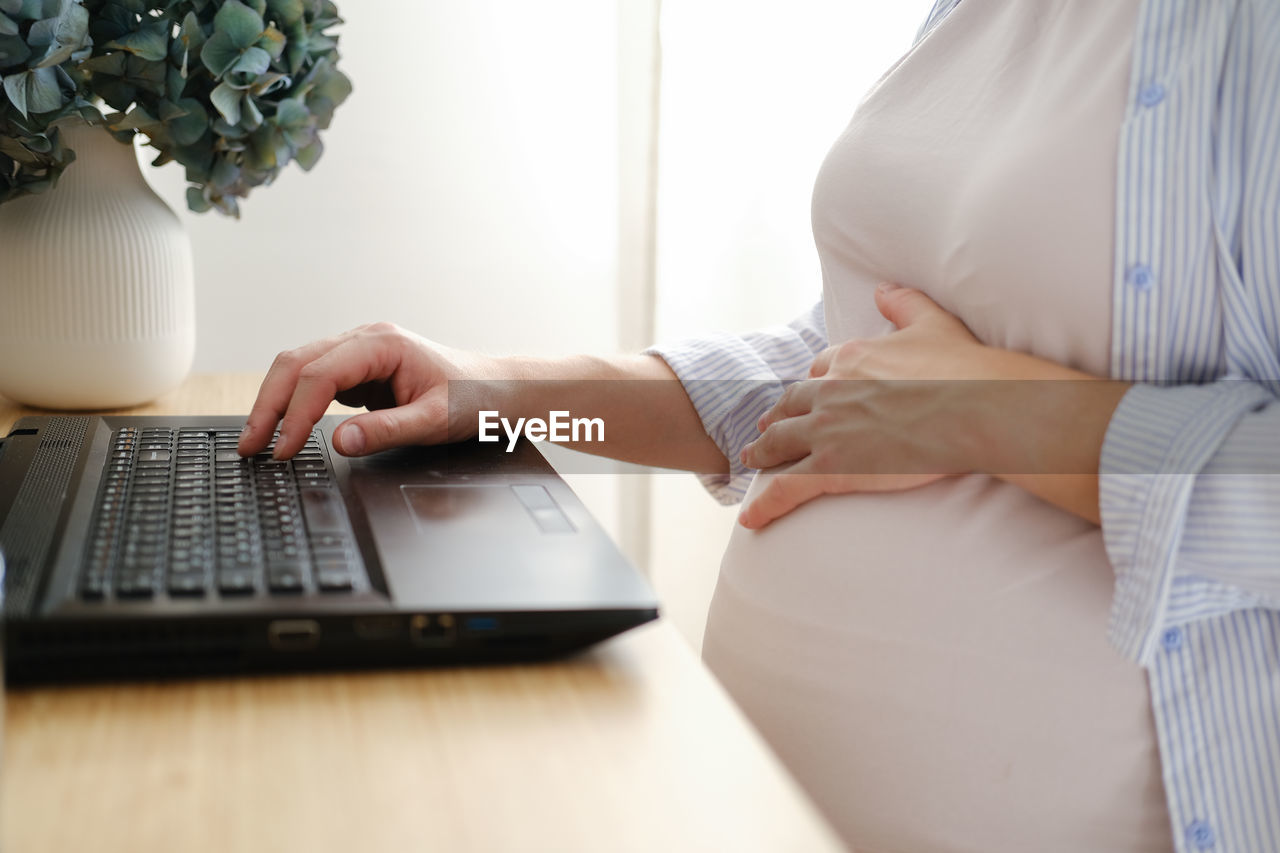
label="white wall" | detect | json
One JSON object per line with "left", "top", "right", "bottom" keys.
{"left": 144, "top": 1, "right": 620, "bottom": 369}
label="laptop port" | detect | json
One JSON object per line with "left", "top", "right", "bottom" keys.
{"left": 353, "top": 615, "right": 402, "bottom": 641}
{"left": 409, "top": 613, "right": 455, "bottom": 647}
{"left": 267, "top": 619, "right": 321, "bottom": 651}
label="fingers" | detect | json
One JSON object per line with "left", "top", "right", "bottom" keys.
{"left": 239, "top": 333, "right": 350, "bottom": 455}
{"left": 874, "top": 281, "right": 949, "bottom": 329}
{"left": 759, "top": 380, "right": 818, "bottom": 431}
{"left": 335, "top": 381, "right": 399, "bottom": 411}
{"left": 333, "top": 388, "right": 449, "bottom": 457}
{"left": 807, "top": 347, "right": 838, "bottom": 378}
{"left": 240, "top": 323, "right": 457, "bottom": 461}
{"left": 272, "top": 335, "right": 401, "bottom": 459}
{"left": 737, "top": 460, "right": 827, "bottom": 529}
{"left": 741, "top": 415, "right": 813, "bottom": 470}
{"left": 740, "top": 471, "right": 953, "bottom": 528}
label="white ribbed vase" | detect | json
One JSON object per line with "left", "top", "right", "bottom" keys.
{"left": 0, "top": 122, "right": 195, "bottom": 409}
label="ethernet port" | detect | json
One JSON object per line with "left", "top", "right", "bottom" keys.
{"left": 409, "top": 613, "right": 456, "bottom": 648}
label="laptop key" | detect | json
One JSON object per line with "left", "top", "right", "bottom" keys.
{"left": 316, "top": 571, "right": 353, "bottom": 592}
{"left": 81, "top": 576, "right": 108, "bottom": 600}
{"left": 312, "top": 532, "right": 346, "bottom": 549}
{"left": 268, "top": 571, "right": 304, "bottom": 593}
{"left": 299, "top": 488, "right": 343, "bottom": 532}
{"left": 168, "top": 575, "right": 207, "bottom": 597}
{"left": 116, "top": 579, "right": 157, "bottom": 599}
{"left": 218, "top": 572, "right": 256, "bottom": 595}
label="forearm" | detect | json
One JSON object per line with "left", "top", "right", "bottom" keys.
{"left": 488, "top": 353, "right": 730, "bottom": 475}
{"left": 957, "top": 350, "right": 1129, "bottom": 524}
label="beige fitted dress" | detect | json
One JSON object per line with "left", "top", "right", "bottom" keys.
{"left": 702, "top": 2, "right": 1175, "bottom": 850}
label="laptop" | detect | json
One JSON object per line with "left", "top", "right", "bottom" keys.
{"left": 0, "top": 414, "right": 658, "bottom": 684}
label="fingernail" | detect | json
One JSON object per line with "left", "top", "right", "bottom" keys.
{"left": 272, "top": 431, "right": 288, "bottom": 460}
{"left": 341, "top": 424, "right": 365, "bottom": 455}
{"left": 877, "top": 281, "right": 901, "bottom": 293}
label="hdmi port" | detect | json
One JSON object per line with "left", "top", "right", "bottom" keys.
{"left": 268, "top": 619, "right": 321, "bottom": 651}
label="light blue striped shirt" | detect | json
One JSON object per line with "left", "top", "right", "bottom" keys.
{"left": 651, "top": 1, "right": 1280, "bottom": 849}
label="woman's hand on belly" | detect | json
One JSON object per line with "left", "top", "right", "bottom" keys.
{"left": 737, "top": 283, "right": 1130, "bottom": 529}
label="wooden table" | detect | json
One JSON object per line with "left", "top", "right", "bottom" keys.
{"left": 1, "top": 375, "right": 844, "bottom": 853}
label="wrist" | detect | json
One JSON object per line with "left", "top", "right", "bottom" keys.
{"left": 470, "top": 354, "right": 597, "bottom": 421}
{"left": 960, "top": 377, "right": 1130, "bottom": 477}
{"left": 937, "top": 379, "right": 1017, "bottom": 474}
{"left": 468, "top": 355, "right": 535, "bottom": 423}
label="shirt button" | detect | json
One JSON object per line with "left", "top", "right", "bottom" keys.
{"left": 1138, "top": 82, "right": 1166, "bottom": 107}
{"left": 1126, "top": 263, "right": 1155, "bottom": 291}
{"left": 1162, "top": 627, "right": 1183, "bottom": 652}
{"left": 1185, "top": 820, "right": 1215, "bottom": 849}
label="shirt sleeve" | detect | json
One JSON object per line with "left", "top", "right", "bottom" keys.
{"left": 645, "top": 300, "right": 828, "bottom": 504}
{"left": 914, "top": 0, "right": 963, "bottom": 43}
{"left": 1100, "top": 4, "right": 1280, "bottom": 667}
{"left": 1100, "top": 381, "right": 1280, "bottom": 665}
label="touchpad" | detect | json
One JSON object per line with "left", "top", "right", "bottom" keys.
{"left": 401, "top": 484, "right": 575, "bottom": 535}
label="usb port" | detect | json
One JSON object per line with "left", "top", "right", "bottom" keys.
{"left": 463, "top": 616, "right": 500, "bottom": 633}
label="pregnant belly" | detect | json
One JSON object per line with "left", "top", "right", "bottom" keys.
{"left": 703, "top": 473, "right": 1172, "bottom": 853}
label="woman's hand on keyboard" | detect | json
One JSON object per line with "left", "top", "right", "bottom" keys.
{"left": 239, "top": 322, "right": 507, "bottom": 460}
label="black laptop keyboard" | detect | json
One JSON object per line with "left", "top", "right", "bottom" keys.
{"left": 79, "top": 427, "right": 366, "bottom": 601}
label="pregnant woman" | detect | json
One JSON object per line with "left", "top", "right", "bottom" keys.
{"left": 242, "top": 1, "right": 1280, "bottom": 850}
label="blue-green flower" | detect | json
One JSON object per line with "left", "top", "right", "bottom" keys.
{"left": 1, "top": 0, "right": 352, "bottom": 215}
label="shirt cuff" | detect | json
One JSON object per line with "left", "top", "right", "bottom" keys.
{"left": 1099, "top": 380, "right": 1275, "bottom": 665}
{"left": 646, "top": 333, "right": 789, "bottom": 505}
